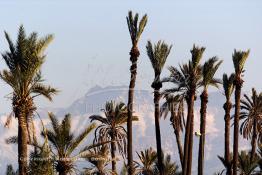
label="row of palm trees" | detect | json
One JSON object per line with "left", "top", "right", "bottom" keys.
{"left": 1, "top": 10, "right": 262, "bottom": 175}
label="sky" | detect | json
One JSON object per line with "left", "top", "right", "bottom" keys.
{"left": 0, "top": 0, "right": 262, "bottom": 113}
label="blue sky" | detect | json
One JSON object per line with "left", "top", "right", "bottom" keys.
{"left": 0, "top": 0, "right": 261, "bottom": 113}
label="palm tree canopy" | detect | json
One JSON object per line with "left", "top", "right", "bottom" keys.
{"left": 0, "top": 25, "right": 58, "bottom": 102}
{"left": 146, "top": 40, "right": 172, "bottom": 76}
{"left": 222, "top": 73, "right": 235, "bottom": 100}
{"left": 154, "top": 152, "right": 181, "bottom": 175}
{"left": 238, "top": 151, "right": 259, "bottom": 175}
{"left": 240, "top": 88, "right": 262, "bottom": 139}
{"left": 90, "top": 101, "right": 138, "bottom": 156}
{"left": 232, "top": 49, "right": 250, "bottom": 74}
{"left": 135, "top": 147, "right": 157, "bottom": 174}
{"left": 82, "top": 145, "right": 112, "bottom": 175}
{"left": 43, "top": 112, "right": 96, "bottom": 157}
{"left": 126, "top": 11, "right": 148, "bottom": 46}
{"left": 191, "top": 44, "right": 205, "bottom": 70}
{"left": 201, "top": 57, "right": 222, "bottom": 89}
{"left": 162, "top": 45, "right": 205, "bottom": 99}
{"left": 160, "top": 94, "right": 185, "bottom": 132}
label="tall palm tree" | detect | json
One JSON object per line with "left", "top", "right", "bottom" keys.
{"left": 163, "top": 45, "right": 204, "bottom": 175}
{"left": 222, "top": 73, "right": 235, "bottom": 175}
{"left": 240, "top": 88, "right": 262, "bottom": 161}
{"left": 0, "top": 25, "right": 58, "bottom": 175}
{"left": 198, "top": 57, "right": 222, "bottom": 175}
{"left": 44, "top": 112, "right": 97, "bottom": 175}
{"left": 126, "top": 11, "right": 147, "bottom": 175}
{"left": 232, "top": 49, "right": 250, "bottom": 175}
{"left": 90, "top": 101, "right": 138, "bottom": 174}
{"left": 146, "top": 40, "right": 172, "bottom": 175}
{"left": 160, "top": 94, "right": 185, "bottom": 167}
{"left": 135, "top": 147, "right": 157, "bottom": 175}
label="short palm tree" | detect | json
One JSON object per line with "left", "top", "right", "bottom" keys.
{"left": 90, "top": 101, "right": 138, "bottom": 174}
{"left": 44, "top": 113, "right": 96, "bottom": 175}
{"left": 218, "top": 155, "right": 233, "bottom": 175}
{"left": 222, "top": 73, "right": 235, "bottom": 175}
{"left": 163, "top": 45, "right": 204, "bottom": 175}
{"left": 198, "top": 57, "right": 222, "bottom": 175}
{"left": 146, "top": 40, "right": 172, "bottom": 175}
{"left": 232, "top": 49, "right": 250, "bottom": 175}
{"left": 0, "top": 25, "right": 58, "bottom": 175}
{"left": 135, "top": 147, "right": 157, "bottom": 175}
{"left": 28, "top": 140, "right": 54, "bottom": 175}
{"left": 154, "top": 152, "right": 182, "bottom": 175}
{"left": 160, "top": 94, "right": 185, "bottom": 167}
{"left": 240, "top": 88, "right": 262, "bottom": 161}
{"left": 126, "top": 11, "right": 147, "bottom": 175}
{"left": 6, "top": 165, "right": 17, "bottom": 175}
{"left": 238, "top": 151, "right": 259, "bottom": 175}
{"left": 82, "top": 145, "right": 112, "bottom": 175}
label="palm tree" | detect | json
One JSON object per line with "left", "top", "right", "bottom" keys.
{"left": 6, "top": 165, "right": 17, "bottom": 175}
{"left": 28, "top": 140, "right": 54, "bottom": 175}
{"left": 238, "top": 151, "right": 259, "bottom": 175}
{"left": 146, "top": 40, "right": 172, "bottom": 175}
{"left": 222, "top": 73, "right": 235, "bottom": 175}
{"left": 163, "top": 45, "right": 204, "bottom": 175}
{"left": 0, "top": 25, "right": 58, "bottom": 175}
{"left": 82, "top": 145, "right": 112, "bottom": 175}
{"left": 135, "top": 147, "right": 157, "bottom": 175}
{"left": 90, "top": 101, "right": 138, "bottom": 174}
{"left": 44, "top": 112, "right": 96, "bottom": 175}
{"left": 154, "top": 152, "right": 182, "bottom": 175}
{"left": 218, "top": 155, "right": 233, "bottom": 175}
{"left": 126, "top": 11, "right": 148, "bottom": 175}
{"left": 240, "top": 88, "right": 262, "bottom": 161}
{"left": 232, "top": 49, "right": 250, "bottom": 175}
{"left": 198, "top": 57, "right": 222, "bottom": 175}
{"left": 160, "top": 94, "right": 185, "bottom": 167}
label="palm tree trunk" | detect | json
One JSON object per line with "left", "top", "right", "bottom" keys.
{"left": 175, "top": 129, "right": 184, "bottom": 167}
{"left": 198, "top": 90, "right": 208, "bottom": 175}
{"left": 224, "top": 101, "right": 232, "bottom": 175}
{"left": 127, "top": 46, "right": 140, "bottom": 175}
{"left": 233, "top": 75, "right": 242, "bottom": 175}
{"left": 171, "top": 111, "right": 184, "bottom": 167}
{"left": 18, "top": 112, "right": 28, "bottom": 175}
{"left": 250, "top": 119, "right": 257, "bottom": 162}
{"left": 154, "top": 87, "right": 164, "bottom": 175}
{"left": 183, "top": 92, "right": 195, "bottom": 175}
{"left": 111, "top": 133, "right": 117, "bottom": 173}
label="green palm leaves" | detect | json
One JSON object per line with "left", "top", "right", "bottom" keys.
{"left": 201, "top": 57, "right": 222, "bottom": 89}
{"left": 190, "top": 45, "right": 205, "bottom": 70}
{"left": 1, "top": 25, "right": 58, "bottom": 175}
{"left": 146, "top": 41, "right": 172, "bottom": 76}
{"left": 90, "top": 101, "right": 138, "bottom": 173}
{"left": 127, "top": 11, "right": 148, "bottom": 46}
{"left": 223, "top": 73, "right": 235, "bottom": 99}
{"left": 240, "top": 88, "right": 262, "bottom": 139}
{"left": 232, "top": 49, "right": 250, "bottom": 74}
{"left": 135, "top": 148, "right": 157, "bottom": 175}
{"left": 1, "top": 25, "right": 58, "bottom": 100}
{"left": 44, "top": 113, "right": 96, "bottom": 174}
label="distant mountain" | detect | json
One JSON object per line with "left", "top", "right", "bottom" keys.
{"left": 0, "top": 85, "right": 250, "bottom": 174}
